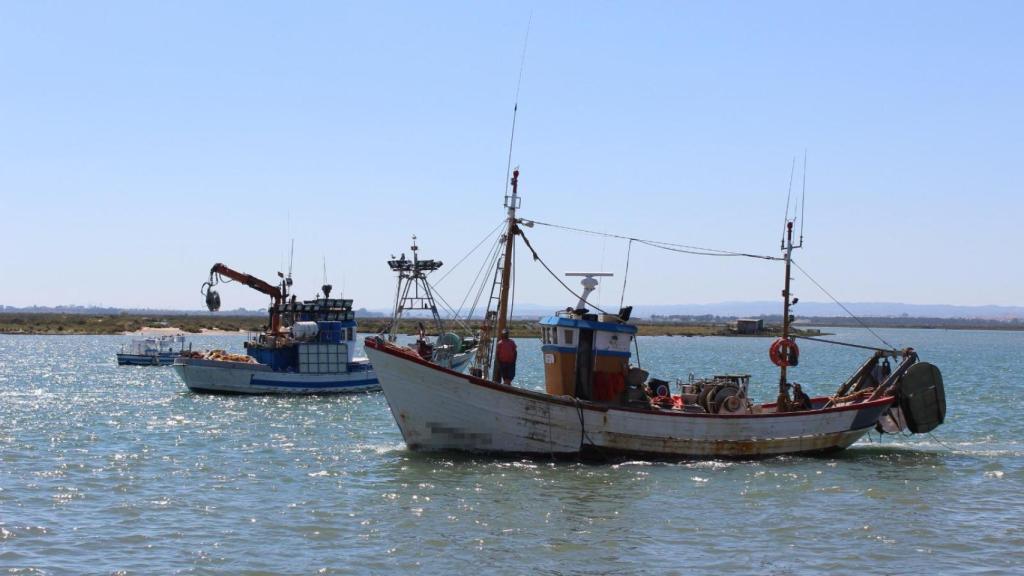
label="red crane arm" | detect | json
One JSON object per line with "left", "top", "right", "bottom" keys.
{"left": 208, "top": 263, "right": 285, "bottom": 334}
{"left": 209, "top": 263, "right": 283, "bottom": 300}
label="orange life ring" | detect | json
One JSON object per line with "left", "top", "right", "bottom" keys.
{"left": 769, "top": 338, "right": 799, "bottom": 367}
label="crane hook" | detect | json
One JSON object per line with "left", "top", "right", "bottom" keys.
{"left": 201, "top": 281, "right": 221, "bottom": 312}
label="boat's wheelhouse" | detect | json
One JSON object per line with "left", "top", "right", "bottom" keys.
{"left": 245, "top": 298, "right": 362, "bottom": 373}
{"left": 540, "top": 312, "right": 637, "bottom": 401}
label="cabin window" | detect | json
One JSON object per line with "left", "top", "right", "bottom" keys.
{"left": 564, "top": 329, "right": 574, "bottom": 345}
{"left": 551, "top": 328, "right": 558, "bottom": 345}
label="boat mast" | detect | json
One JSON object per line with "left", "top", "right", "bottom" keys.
{"left": 491, "top": 168, "right": 520, "bottom": 382}
{"left": 387, "top": 236, "right": 444, "bottom": 342}
{"left": 777, "top": 221, "right": 795, "bottom": 410}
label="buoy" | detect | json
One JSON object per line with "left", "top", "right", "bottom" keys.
{"left": 769, "top": 338, "right": 799, "bottom": 367}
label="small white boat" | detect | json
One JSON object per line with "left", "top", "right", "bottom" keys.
{"left": 366, "top": 168, "right": 946, "bottom": 458}
{"left": 172, "top": 263, "right": 379, "bottom": 394}
{"left": 117, "top": 334, "right": 186, "bottom": 366}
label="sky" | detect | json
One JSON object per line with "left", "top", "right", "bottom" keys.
{"left": 1, "top": 1, "right": 1021, "bottom": 313}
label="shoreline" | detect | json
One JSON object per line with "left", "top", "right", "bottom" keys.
{"left": 2, "top": 311, "right": 1020, "bottom": 337}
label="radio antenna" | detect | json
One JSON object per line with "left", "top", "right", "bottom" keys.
{"left": 799, "top": 150, "right": 807, "bottom": 247}
{"left": 288, "top": 239, "right": 295, "bottom": 279}
{"left": 504, "top": 13, "right": 532, "bottom": 196}
{"left": 781, "top": 156, "right": 795, "bottom": 249}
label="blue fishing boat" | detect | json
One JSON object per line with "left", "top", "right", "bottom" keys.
{"left": 172, "top": 263, "right": 379, "bottom": 394}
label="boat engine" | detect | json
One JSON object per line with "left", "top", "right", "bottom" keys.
{"left": 680, "top": 374, "right": 752, "bottom": 414}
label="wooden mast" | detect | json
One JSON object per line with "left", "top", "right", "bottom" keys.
{"left": 492, "top": 168, "right": 520, "bottom": 382}
{"left": 776, "top": 221, "right": 795, "bottom": 410}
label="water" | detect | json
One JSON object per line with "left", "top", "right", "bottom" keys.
{"left": 1, "top": 328, "right": 1022, "bottom": 574}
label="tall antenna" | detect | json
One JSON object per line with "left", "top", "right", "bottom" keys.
{"left": 504, "top": 13, "right": 532, "bottom": 196}
{"left": 799, "top": 150, "right": 807, "bottom": 247}
{"left": 782, "top": 156, "right": 795, "bottom": 249}
{"left": 288, "top": 239, "right": 295, "bottom": 279}
{"left": 320, "top": 255, "right": 333, "bottom": 298}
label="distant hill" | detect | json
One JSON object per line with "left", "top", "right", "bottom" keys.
{"left": 628, "top": 301, "right": 1024, "bottom": 320}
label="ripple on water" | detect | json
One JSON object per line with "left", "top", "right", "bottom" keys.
{"left": 1, "top": 331, "right": 1023, "bottom": 573}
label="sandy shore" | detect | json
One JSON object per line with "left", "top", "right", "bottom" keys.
{"left": 125, "top": 327, "right": 249, "bottom": 336}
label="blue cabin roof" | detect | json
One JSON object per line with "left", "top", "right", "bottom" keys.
{"left": 539, "top": 315, "right": 637, "bottom": 335}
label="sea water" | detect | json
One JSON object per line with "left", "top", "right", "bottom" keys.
{"left": 1, "top": 328, "right": 1021, "bottom": 574}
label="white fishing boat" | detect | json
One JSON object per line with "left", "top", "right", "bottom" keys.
{"left": 365, "top": 169, "right": 946, "bottom": 458}
{"left": 172, "top": 263, "right": 378, "bottom": 394}
{"left": 116, "top": 334, "right": 187, "bottom": 366}
{"left": 384, "top": 236, "right": 478, "bottom": 372}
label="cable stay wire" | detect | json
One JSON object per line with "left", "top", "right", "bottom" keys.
{"left": 619, "top": 239, "right": 633, "bottom": 310}
{"left": 456, "top": 233, "right": 504, "bottom": 321}
{"left": 424, "top": 279, "right": 475, "bottom": 335}
{"left": 517, "top": 229, "right": 609, "bottom": 315}
{"left": 524, "top": 218, "right": 782, "bottom": 261}
{"left": 432, "top": 219, "right": 506, "bottom": 287}
{"left": 790, "top": 259, "right": 897, "bottom": 351}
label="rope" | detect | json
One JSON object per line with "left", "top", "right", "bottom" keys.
{"left": 517, "top": 229, "right": 609, "bottom": 315}
{"left": 527, "top": 219, "right": 782, "bottom": 261}
{"left": 795, "top": 335, "right": 897, "bottom": 353}
{"left": 790, "top": 259, "right": 897, "bottom": 350}
{"left": 928, "top": 432, "right": 956, "bottom": 452}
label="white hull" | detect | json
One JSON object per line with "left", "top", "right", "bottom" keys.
{"left": 173, "top": 357, "right": 380, "bottom": 394}
{"left": 117, "top": 353, "right": 178, "bottom": 366}
{"left": 365, "top": 341, "right": 893, "bottom": 458}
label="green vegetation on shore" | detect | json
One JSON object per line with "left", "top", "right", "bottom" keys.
{"left": 0, "top": 313, "right": 265, "bottom": 335}
{"left": 0, "top": 313, "right": 821, "bottom": 338}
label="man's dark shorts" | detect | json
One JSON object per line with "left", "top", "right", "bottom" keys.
{"left": 499, "top": 361, "right": 516, "bottom": 382}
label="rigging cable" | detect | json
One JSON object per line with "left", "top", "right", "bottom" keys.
{"left": 424, "top": 279, "right": 475, "bottom": 335}
{"left": 619, "top": 239, "right": 633, "bottom": 310}
{"left": 432, "top": 219, "right": 506, "bottom": 286}
{"left": 790, "top": 259, "right": 897, "bottom": 350}
{"left": 794, "top": 335, "right": 896, "bottom": 353}
{"left": 525, "top": 219, "right": 781, "bottom": 261}
{"left": 459, "top": 234, "right": 504, "bottom": 321}
{"left": 517, "top": 229, "right": 609, "bottom": 315}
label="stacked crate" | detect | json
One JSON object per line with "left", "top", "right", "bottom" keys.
{"left": 297, "top": 343, "right": 349, "bottom": 374}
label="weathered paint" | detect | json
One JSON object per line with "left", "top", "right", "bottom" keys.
{"left": 172, "top": 357, "right": 380, "bottom": 394}
{"left": 366, "top": 339, "right": 894, "bottom": 458}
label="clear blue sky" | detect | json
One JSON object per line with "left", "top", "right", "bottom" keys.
{"left": 2, "top": 1, "right": 1020, "bottom": 312}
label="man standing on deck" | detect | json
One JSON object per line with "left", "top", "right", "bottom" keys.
{"left": 496, "top": 329, "right": 517, "bottom": 385}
